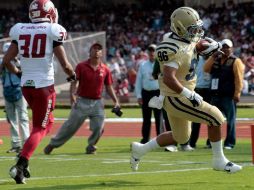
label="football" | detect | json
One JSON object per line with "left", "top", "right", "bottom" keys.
{"left": 195, "top": 39, "right": 209, "bottom": 54}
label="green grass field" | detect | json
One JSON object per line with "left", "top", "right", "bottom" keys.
{"left": 0, "top": 137, "right": 253, "bottom": 189}
{"left": 0, "top": 108, "right": 253, "bottom": 189}
{"left": 0, "top": 108, "right": 254, "bottom": 118}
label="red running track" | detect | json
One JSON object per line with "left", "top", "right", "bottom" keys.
{"left": 0, "top": 121, "right": 253, "bottom": 139}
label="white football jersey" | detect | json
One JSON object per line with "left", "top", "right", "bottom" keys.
{"left": 9, "top": 22, "right": 67, "bottom": 88}
{"left": 156, "top": 32, "right": 198, "bottom": 97}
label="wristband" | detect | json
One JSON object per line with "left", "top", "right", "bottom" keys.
{"left": 66, "top": 72, "right": 76, "bottom": 82}
{"left": 180, "top": 87, "right": 192, "bottom": 98}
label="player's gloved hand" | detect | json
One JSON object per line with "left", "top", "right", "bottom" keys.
{"left": 111, "top": 106, "right": 123, "bottom": 117}
{"left": 180, "top": 87, "right": 203, "bottom": 107}
{"left": 148, "top": 95, "right": 164, "bottom": 109}
{"left": 66, "top": 72, "right": 76, "bottom": 82}
{"left": 199, "top": 37, "right": 221, "bottom": 56}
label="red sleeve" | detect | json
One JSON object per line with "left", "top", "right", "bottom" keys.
{"left": 104, "top": 67, "right": 113, "bottom": 85}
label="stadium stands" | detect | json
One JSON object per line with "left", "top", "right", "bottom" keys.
{"left": 0, "top": 0, "right": 254, "bottom": 102}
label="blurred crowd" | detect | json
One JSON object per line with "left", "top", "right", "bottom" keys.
{"left": 1, "top": 0, "right": 254, "bottom": 98}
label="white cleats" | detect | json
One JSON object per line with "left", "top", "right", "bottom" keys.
{"left": 213, "top": 161, "right": 242, "bottom": 173}
{"left": 130, "top": 142, "right": 144, "bottom": 171}
{"left": 180, "top": 145, "right": 194, "bottom": 151}
{"left": 148, "top": 96, "right": 163, "bottom": 109}
{"left": 130, "top": 156, "right": 140, "bottom": 171}
{"left": 165, "top": 145, "right": 178, "bottom": 152}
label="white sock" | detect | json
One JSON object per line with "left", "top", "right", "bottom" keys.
{"left": 211, "top": 140, "right": 228, "bottom": 165}
{"left": 142, "top": 138, "right": 160, "bottom": 153}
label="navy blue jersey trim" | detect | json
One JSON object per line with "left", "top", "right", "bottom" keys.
{"left": 170, "top": 33, "right": 190, "bottom": 44}
{"left": 174, "top": 97, "right": 221, "bottom": 126}
{"left": 167, "top": 97, "right": 213, "bottom": 126}
{"left": 156, "top": 47, "right": 177, "bottom": 54}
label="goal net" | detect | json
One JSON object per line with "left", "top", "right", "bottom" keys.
{"left": 55, "top": 31, "right": 106, "bottom": 85}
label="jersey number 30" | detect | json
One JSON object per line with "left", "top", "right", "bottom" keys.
{"left": 19, "top": 34, "right": 47, "bottom": 58}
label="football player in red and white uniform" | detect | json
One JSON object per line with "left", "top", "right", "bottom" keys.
{"left": 3, "top": 0, "right": 76, "bottom": 184}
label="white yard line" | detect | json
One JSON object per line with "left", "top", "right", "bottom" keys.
{"left": 0, "top": 154, "right": 251, "bottom": 184}
{"left": 0, "top": 156, "right": 164, "bottom": 163}
{"left": 0, "top": 167, "right": 210, "bottom": 183}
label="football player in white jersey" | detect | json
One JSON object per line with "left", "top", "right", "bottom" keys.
{"left": 3, "top": 0, "right": 76, "bottom": 184}
{"left": 130, "top": 7, "right": 242, "bottom": 173}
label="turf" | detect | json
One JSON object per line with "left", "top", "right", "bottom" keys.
{"left": 0, "top": 108, "right": 254, "bottom": 119}
{"left": 0, "top": 137, "right": 253, "bottom": 189}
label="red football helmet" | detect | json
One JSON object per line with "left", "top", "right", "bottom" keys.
{"left": 29, "top": 0, "right": 58, "bottom": 23}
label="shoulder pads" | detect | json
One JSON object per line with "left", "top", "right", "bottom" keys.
{"left": 9, "top": 23, "right": 21, "bottom": 41}
{"left": 50, "top": 23, "right": 67, "bottom": 42}
{"left": 156, "top": 40, "right": 180, "bottom": 55}
{"left": 162, "top": 32, "right": 172, "bottom": 41}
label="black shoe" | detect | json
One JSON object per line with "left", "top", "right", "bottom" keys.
{"left": 23, "top": 167, "right": 30, "bottom": 178}
{"left": 44, "top": 144, "right": 54, "bottom": 155}
{"left": 86, "top": 145, "right": 97, "bottom": 154}
{"left": 6, "top": 147, "right": 21, "bottom": 153}
{"left": 9, "top": 165, "right": 26, "bottom": 184}
{"left": 15, "top": 155, "right": 31, "bottom": 179}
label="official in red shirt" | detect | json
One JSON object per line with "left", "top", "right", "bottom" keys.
{"left": 44, "top": 42, "right": 120, "bottom": 154}
{"left": 75, "top": 57, "right": 112, "bottom": 99}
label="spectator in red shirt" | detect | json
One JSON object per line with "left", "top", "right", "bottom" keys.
{"left": 44, "top": 42, "right": 120, "bottom": 155}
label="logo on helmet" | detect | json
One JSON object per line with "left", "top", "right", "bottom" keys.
{"left": 43, "top": 1, "right": 55, "bottom": 12}
{"left": 30, "top": 2, "right": 38, "bottom": 10}
{"left": 30, "top": 10, "right": 41, "bottom": 18}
